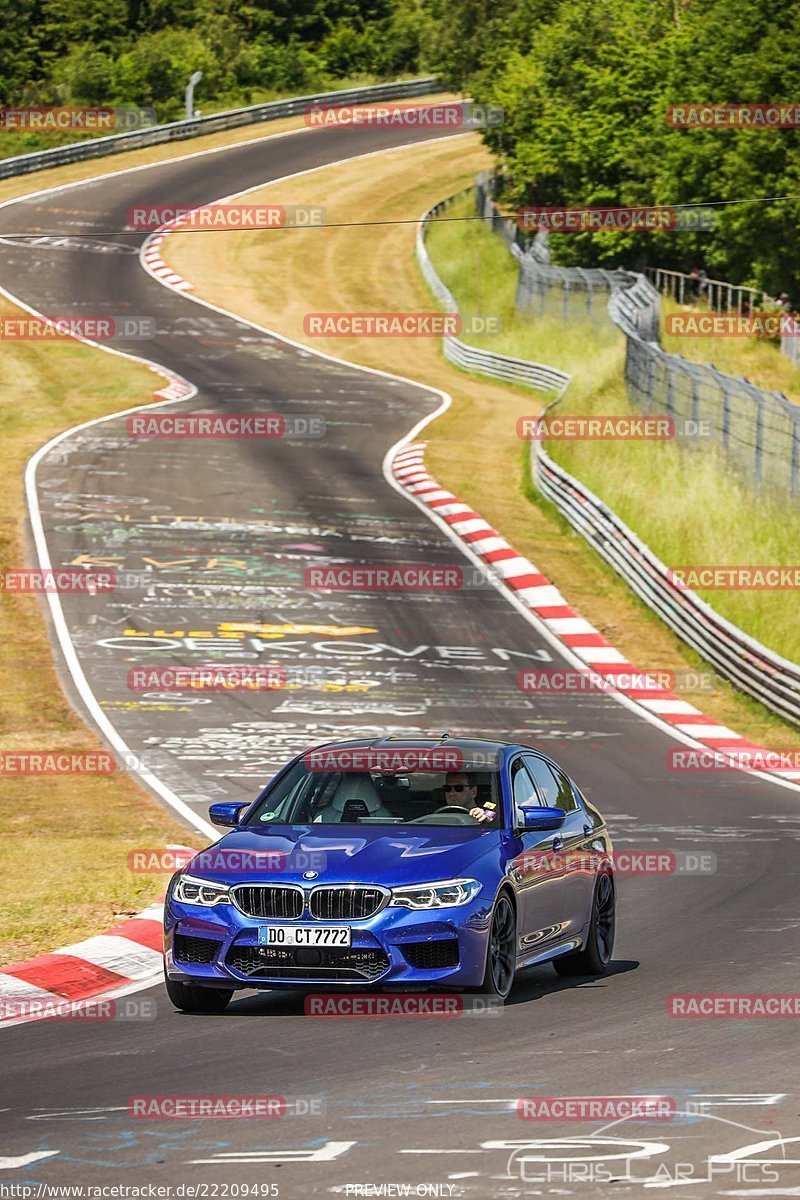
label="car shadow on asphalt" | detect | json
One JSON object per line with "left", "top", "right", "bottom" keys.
{"left": 504, "top": 958, "right": 639, "bottom": 1005}
{"left": 193, "top": 958, "right": 640, "bottom": 1018}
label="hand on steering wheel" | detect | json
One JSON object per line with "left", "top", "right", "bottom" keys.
{"left": 438, "top": 804, "right": 491, "bottom": 824}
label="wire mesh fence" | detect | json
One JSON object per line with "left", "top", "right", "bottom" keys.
{"left": 610, "top": 279, "right": 800, "bottom": 494}
{"left": 517, "top": 244, "right": 635, "bottom": 323}
{"left": 476, "top": 175, "right": 800, "bottom": 495}
{"left": 474, "top": 173, "right": 527, "bottom": 258}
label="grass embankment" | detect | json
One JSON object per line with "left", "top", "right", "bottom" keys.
{"left": 166, "top": 139, "right": 800, "bottom": 748}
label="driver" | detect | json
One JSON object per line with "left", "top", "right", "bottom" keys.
{"left": 443, "top": 771, "right": 496, "bottom": 823}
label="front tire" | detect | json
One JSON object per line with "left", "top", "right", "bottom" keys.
{"left": 553, "top": 871, "right": 615, "bottom": 977}
{"left": 165, "top": 973, "right": 234, "bottom": 1013}
{"left": 480, "top": 893, "right": 517, "bottom": 1000}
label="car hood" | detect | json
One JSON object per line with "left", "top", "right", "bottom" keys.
{"left": 184, "top": 824, "right": 501, "bottom": 887}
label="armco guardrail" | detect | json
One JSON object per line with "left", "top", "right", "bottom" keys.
{"left": 534, "top": 443, "right": 800, "bottom": 725}
{"left": 607, "top": 272, "right": 661, "bottom": 342}
{"left": 0, "top": 78, "right": 439, "bottom": 180}
{"left": 417, "top": 191, "right": 569, "bottom": 396}
{"left": 443, "top": 336, "right": 569, "bottom": 391}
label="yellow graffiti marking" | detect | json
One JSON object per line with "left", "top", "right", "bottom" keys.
{"left": 219, "top": 622, "right": 377, "bottom": 639}
{"left": 121, "top": 622, "right": 377, "bottom": 640}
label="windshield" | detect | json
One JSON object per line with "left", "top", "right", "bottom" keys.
{"left": 245, "top": 762, "right": 503, "bottom": 828}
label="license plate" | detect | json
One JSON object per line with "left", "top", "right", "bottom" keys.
{"left": 258, "top": 925, "right": 351, "bottom": 947}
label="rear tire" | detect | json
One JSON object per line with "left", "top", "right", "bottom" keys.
{"left": 165, "top": 973, "right": 233, "bottom": 1013}
{"left": 480, "top": 893, "right": 517, "bottom": 1000}
{"left": 553, "top": 872, "right": 615, "bottom": 977}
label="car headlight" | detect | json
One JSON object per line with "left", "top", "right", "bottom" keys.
{"left": 389, "top": 878, "right": 482, "bottom": 909}
{"left": 172, "top": 873, "right": 232, "bottom": 907}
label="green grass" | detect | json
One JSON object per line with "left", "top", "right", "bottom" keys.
{"left": 426, "top": 194, "right": 800, "bottom": 666}
{"left": 660, "top": 294, "right": 800, "bottom": 404}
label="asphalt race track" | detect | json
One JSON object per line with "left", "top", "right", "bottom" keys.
{"left": 1, "top": 116, "right": 800, "bottom": 1196}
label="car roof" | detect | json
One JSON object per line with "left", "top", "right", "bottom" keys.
{"left": 300, "top": 735, "right": 532, "bottom": 757}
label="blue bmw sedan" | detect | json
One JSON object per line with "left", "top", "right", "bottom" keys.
{"left": 163, "top": 737, "right": 615, "bottom": 1012}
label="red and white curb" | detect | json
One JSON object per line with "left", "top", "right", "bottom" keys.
{"left": 141, "top": 230, "right": 194, "bottom": 293}
{"left": 152, "top": 369, "right": 195, "bottom": 402}
{"left": 0, "top": 901, "right": 165, "bottom": 1028}
{"left": 391, "top": 441, "right": 800, "bottom": 781}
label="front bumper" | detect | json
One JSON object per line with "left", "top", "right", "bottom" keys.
{"left": 164, "top": 889, "right": 494, "bottom": 990}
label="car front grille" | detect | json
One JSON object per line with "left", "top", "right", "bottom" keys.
{"left": 232, "top": 884, "right": 386, "bottom": 920}
{"left": 225, "top": 944, "right": 390, "bottom": 981}
{"left": 232, "top": 885, "right": 303, "bottom": 919}
{"left": 309, "top": 886, "right": 386, "bottom": 921}
{"left": 173, "top": 934, "right": 221, "bottom": 965}
{"left": 401, "top": 939, "right": 460, "bottom": 970}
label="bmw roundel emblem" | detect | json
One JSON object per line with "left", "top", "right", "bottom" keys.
{"left": 303, "top": 870, "right": 318, "bottom": 880}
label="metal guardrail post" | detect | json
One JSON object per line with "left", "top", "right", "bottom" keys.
{"left": 185, "top": 71, "right": 203, "bottom": 121}
{"left": 720, "top": 378, "right": 731, "bottom": 449}
{"left": 691, "top": 373, "right": 700, "bottom": 430}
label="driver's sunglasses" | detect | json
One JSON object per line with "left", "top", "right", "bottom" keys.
{"left": 445, "top": 783, "right": 468, "bottom": 792}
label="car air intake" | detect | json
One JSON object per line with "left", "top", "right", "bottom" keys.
{"left": 309, "top": 886, "right": 385, "bottom": 920}
{"left": 173, "top": 934, "right": 221, "bottom": 965}
{"left": 401, "top": 939, "right": 460, "bottom": 970}
{"left": 233, "top": 885, "right": 303, "bottom": 919}
{"left": 225, "top": 944, "right": 390, "bottom": 981}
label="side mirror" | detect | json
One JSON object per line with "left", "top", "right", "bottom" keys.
{"left": 208, "top": 802, "right": 248, "bottom": 827}
{"left": 519, "top": 804, "right": 566, "bottom": 832}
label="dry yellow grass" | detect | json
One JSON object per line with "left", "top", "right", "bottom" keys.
{"left": 0, "top": 292, "right": 211, "bottom": 964}
{"left": 166, "top": 136, "right": 800, "bottom": 749}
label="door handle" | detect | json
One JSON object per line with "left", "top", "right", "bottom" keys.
{"left": 583, "top": 823, "right": 592, "bottom": 837}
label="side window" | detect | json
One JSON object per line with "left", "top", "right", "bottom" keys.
{"left": 523, "top": 755, "right": 578, "bottom": 812}
{"left": 510, "top": 759, "right": 538, "bottom": 810}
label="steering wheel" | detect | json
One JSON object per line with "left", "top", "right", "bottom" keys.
{"left": 409, "top": 805, "right": 478, "bottom": 826}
